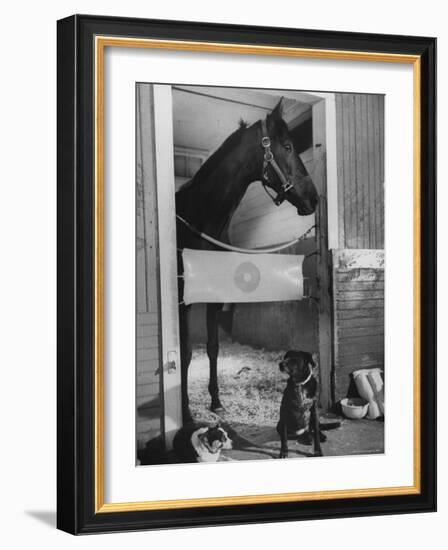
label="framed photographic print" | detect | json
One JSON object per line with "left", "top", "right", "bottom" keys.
{"left": 57, "top": 14, "right": 436, "bottom": 534}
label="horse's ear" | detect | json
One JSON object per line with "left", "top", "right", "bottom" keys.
{"left": 270, "top": 98, "right": 284, "bottom": 121}
{"left": 266, "top": 98, "right": 284, "bottom": 133}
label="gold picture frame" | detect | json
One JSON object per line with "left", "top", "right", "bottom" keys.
{"left": 57, "top": 15, "right": 436, "bottom": 534}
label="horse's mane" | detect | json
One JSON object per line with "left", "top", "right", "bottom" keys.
{"left": 177, "top": 119, "right": 254, "bottom": 194}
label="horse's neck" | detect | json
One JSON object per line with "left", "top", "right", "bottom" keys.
{"left": 179, "top": 166, "right": 252, "bottom": 237}
{"left": 177, "top": 127, "right": 261, "bottom": 240}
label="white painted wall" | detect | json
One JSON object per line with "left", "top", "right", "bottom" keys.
{"left": 0, "top": 1, "right": 444, "bottom": 549}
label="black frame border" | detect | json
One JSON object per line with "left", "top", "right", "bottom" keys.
{"left": 57, "top": 14, "right": 436, "bottom": 534}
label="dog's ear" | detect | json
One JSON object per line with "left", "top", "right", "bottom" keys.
{"left": 283, "top": 350, "right": 301, "bottom": 360}
{"left": 298, "top": 351, "right": 313, "bottom": 366}
{"left": 196, "top": 430, "right": 208, "bottom": 446}
{"left": 303, "top": 351, "right": 316, "bottom": 368}
{"left": 309, "top": 353, "right": 320, "bottom": 376}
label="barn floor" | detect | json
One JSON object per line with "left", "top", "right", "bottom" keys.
{"left": 189, "top": 342, "right": 384, "bottom": 461}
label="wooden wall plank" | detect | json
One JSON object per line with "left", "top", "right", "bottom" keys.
{"left": 334, "top": 93, "right": 384, "bottom": 249}
{"left": 137, "top": 323, "right": 159, "bottom": 338}
{"left": 337, "top": 281, "right": 384, "bottom": 290}
{"left": 335, "top": 353, "right": 383, "bottom": 368}
{"left": 338, "top": 326, "right": 384, "bottom": 338}
{"left": 355, "top": 95, "right": 365, "bottom": 248}
{"left": 137, "top": 360, "right": 160, "bottom": 375}
{"left": 336, "top": 290, "right": 384, "bottom": 300}
{"left": 138, "top": 312, "right": 158, "bottom": 325}
{"left": 336, "top": 269, "right": 384, "bottom": 282}
{"left": 140, "top": 86, "right": 160, "bottom": 313}
{"left": 137, "top": 418, "right": 162, "bottom": 431}
{"left": 138, "top": 371, "right": 161, "bottom": 385}
{"left": 366, "top": 96, "right": 374, "bottom": 247}
{"left": 337, "top": 316, "right": 384, "bottom": 328}
{"left": 335, "top": 94, "right": 345, "bottom": 248}
{"left": 337, "top": 299, "right": 383, "bottom": 310}
{"left": 136, "top": 84, "right": 163, "bottom": 450}
{"left": 338, "top": 336, "right": 384, "bottom": 352}
{"left": 378, "top": 95, "right": 385, "bottom": 247}
{"left": 332, "top": 249, "right": 384, "bottom": 402}
{"left": 337, "top": 310, "right": 384, "bottom": 321}
{"left": 138, "top": 348, "right": 160, "bottom": 363}
{"left": 136, "top": 335, "right": 159, "bottom": 349}
{"left": 369, "top": 96, "right": 379, "bottom": 248}
{"left": 347, "top": 94, "right": 358, "bottom": 248}
{"left": 136, "top": 87, "right": 147, "bottom": 313}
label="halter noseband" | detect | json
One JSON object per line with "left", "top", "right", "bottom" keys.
{"left": 261, "top": 118, "right": 294, "bottom": 206}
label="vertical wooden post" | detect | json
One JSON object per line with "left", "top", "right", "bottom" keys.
{"left": 316, "top": 197, "right": 333, "bottom": 409}
{"left": 313, "top": 98, "right": 333, "bottom": 411}
{"left": 153, "top": 85, "right": 182, "bottom": 449}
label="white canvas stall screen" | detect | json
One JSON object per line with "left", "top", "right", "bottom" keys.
{"left": 182, "top": 249, "right": 305, "bottom": 305}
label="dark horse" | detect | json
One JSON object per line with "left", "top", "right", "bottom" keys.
{"left": 175, "top": 99, "right": 318, "bottom": 423}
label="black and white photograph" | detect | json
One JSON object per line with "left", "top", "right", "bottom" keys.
{"left": 0, "top": 0, "right": 440, "bottom": 542}
{"left": 136, "top": 84, "right": 385, "bottom": 466}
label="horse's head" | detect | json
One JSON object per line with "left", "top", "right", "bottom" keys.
{"left": 262, "top": 99, "right": 318, "bottom": 215}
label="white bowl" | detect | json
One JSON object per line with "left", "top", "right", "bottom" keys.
{"left": 340, "top": 397, "right": 369, "bottom": 419}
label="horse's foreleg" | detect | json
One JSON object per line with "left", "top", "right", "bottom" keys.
{"left": 206, "top": 303, "right": 223, "bottom": 411}
{"left": 179, "top": 304, "right": 193, "bottom": 424}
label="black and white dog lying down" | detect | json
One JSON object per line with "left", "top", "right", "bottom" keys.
{"left": 173, "top": 424, "right": 233, "bottom": 463}
{"left": 277, "top": 350, "right": 340, "bottom": 458}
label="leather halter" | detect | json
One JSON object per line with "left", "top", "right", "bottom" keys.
{"left": 261, "top": 118, "right": 294, "bottom": 206}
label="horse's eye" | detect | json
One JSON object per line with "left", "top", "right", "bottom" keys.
{"left": 284, "top": 143, "right": 292, "bottom": 153}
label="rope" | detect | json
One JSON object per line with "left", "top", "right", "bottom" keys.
{"left": 176, "top": 214, "right": 316, "bottom": 254}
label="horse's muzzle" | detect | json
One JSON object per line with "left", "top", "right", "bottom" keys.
{"left": 296, "top": 203, "right": 315, "bottom": 216}
{"left": 297, "top": 192, "right": 319, "bottom": 215}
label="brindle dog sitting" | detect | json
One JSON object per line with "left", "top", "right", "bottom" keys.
{"left": 277, "top": 350, "right": 325, "bottom": 458}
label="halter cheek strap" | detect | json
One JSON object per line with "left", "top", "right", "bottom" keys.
{"left": 261, "top": 118, "right": 294, "bottom": 206}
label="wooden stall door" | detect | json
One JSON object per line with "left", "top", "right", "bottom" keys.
{"left": 136, "top": 84, "right": 182, "bottom": 453}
